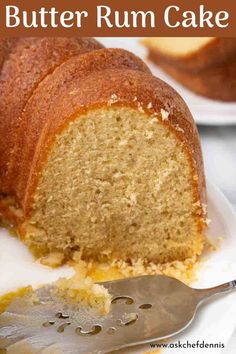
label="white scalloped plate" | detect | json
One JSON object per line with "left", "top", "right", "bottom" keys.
{"left": 97, "top": 38, "right": 236, "bottom": 126}
{"left": 0, "top": 181, "right": 236, "bottom": 354}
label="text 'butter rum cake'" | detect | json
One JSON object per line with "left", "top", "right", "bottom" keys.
{"left": 0, "top": 37, "right": 207, "bottom": 265}
{"left": 143, "top": 37, "right": 236, "bottom": 101}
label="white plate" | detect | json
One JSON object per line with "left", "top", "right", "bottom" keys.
{"left": 0, "top": 181, "right": 236, "bottom": 354}
{"left": 97, "top": 38, "right": 236, "bottom": 126}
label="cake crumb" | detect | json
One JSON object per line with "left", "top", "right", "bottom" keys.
{"left": 145, "top": 131, "right": 154, "bottom": 140}
{"left": 175, "top": 125, "right": 184, "bottom": 133}
{"left": 202, "top": 203, "right": 208, "bottom": 216}
{"left": 40, "top": 252, "right": 65, "bottom": 268}
{"left": 204, "top": 236, "right": 223, "bottom": 253}
{"left": 130, "top": 192, "right": 137, "bottom": 205}
{"left": 108, "top": 94, "right": 119, "bottom": 106}
{"left": 161, "top": 109, "right": 169, "bottom": 121}
{"left": 149, "top": 117, "right": 158, "bottom": 124}
{"left": 68, "top": 89, "right": 78, "bottom": 95}
{"left": 118, "top": 139, "right": 128, "bottom": 146}
{"left": 72, "top": 253, "right": 199, "bottom": 286}
{"left": 138, "top": 106, "right": 145, "bottom": 113}
{"left": 193, "top": 201, "right": 201, "bottom": 207}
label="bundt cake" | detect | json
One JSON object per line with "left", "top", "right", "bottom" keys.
{"left": 143, "top": 37, "right": 236, "bottom": 101}
{"left": 0, "top": 37, "right": 207, "bottom": 264}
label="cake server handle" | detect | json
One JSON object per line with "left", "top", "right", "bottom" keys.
{"left": 195, "top": 279, "right": 236, "bottom": 303}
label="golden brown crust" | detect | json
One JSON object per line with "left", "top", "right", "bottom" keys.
{"left": 145, "top": 38, "right": 236, "bottom": 73}
{"left": 0, "top": 37, "right": 103, "bottom": 194}
{"left": 149, "top": 49, "right": 236, "bottom": 102}
{"left": 0, "top": 196, "right": 23, "bottom": 226}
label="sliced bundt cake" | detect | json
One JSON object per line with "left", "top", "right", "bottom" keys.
{"left": 0, "top": 38, "right": 207, "bottom": 264}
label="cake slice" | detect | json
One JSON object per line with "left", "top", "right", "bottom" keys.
{"left": 53, "top": 274, "right": 111, "bottom": 315}
{"left": 0, "top": 275, "right": 111, "bottom": 317}
{"left": 143, "top": 37, "right": 236, "bottom": 101}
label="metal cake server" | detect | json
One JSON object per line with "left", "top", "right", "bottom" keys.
{"left": 0, "top": 275, "right": 235, "bottom": 353}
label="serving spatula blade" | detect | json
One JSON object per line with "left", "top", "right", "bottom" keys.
{"left": 0, "top": 275, "right": 235, "bottom": 353}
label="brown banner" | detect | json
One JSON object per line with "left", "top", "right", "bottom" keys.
{"left": 0, "top": 0, "right": 235, "bottom": 37}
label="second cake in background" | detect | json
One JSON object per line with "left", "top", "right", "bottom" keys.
{"left": 143, "top": 37, "right": 236, "bottom": 101}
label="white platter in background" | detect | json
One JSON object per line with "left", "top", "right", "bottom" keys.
{"left": 97, "top": 38, "right": 236, "bottom": 126}
{"left": 0, "top": 181, "right": 236, "bottom": 353}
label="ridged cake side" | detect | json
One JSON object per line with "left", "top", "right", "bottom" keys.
{"left": 0, "top": 37, "right": 103, "bottom": 194}
{"left": 149, "top": 50, "right": 236, "bottom": 101}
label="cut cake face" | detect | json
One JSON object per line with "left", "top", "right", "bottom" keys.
{"left": 0, "top": 39, "right": 207, "bottom": 265}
